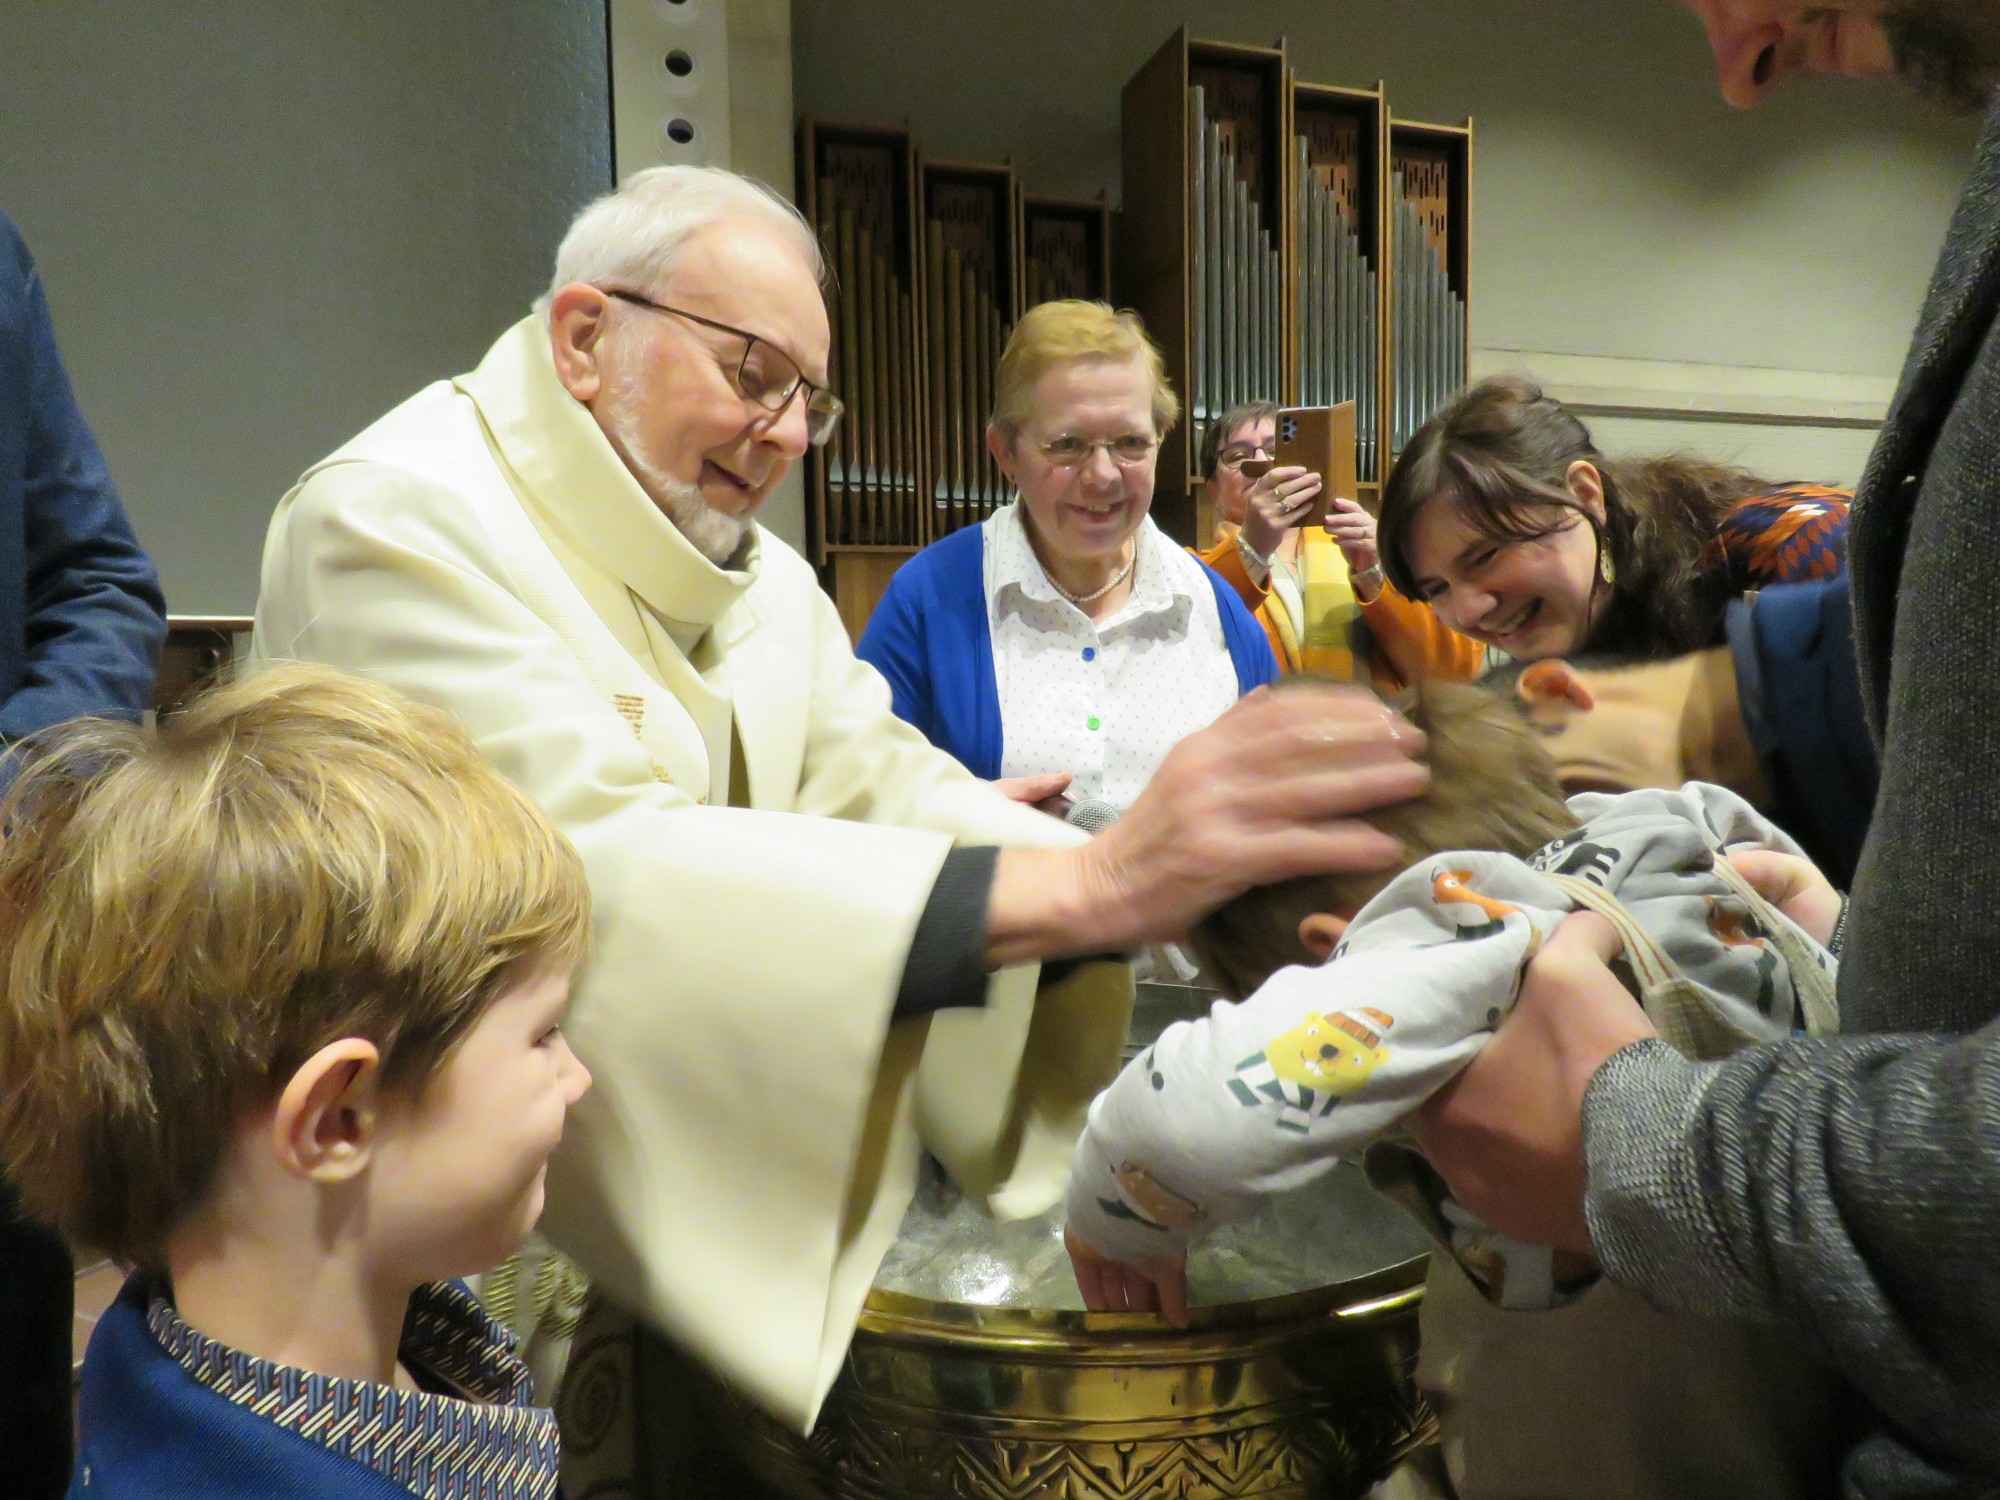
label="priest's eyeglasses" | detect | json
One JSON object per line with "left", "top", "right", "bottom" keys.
{"left": 604, "top": 289, "right": 845, "bottom": 446}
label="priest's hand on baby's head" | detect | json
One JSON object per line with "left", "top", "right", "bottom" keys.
{"left": 1079, "top": 684, "right": 1427, "bottom": 952}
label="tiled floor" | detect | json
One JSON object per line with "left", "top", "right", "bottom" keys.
{"left": 72, "top": 1260, "right": 123, "bottom": 1370}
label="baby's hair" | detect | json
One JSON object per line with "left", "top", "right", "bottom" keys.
{"left": 1188, "top": 679, "right": 1579, "bottom": 999}
{"left": 0, "top": 663, "right": 591, "bottom": 1266}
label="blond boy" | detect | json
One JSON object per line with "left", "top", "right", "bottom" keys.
{"left": 0, "top": 664, "right": 592, "bottom": 1500}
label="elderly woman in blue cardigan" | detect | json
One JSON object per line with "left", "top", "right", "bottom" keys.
{"left": 859, "top": 301, "right": 1275, "bottom": 812}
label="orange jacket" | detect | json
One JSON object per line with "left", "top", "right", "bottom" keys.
{"left": 1196, "top": 526, "right": 1485, "bottom": 693}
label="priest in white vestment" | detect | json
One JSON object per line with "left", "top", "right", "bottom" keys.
{"left": 250, "top": 165, "right": 1426, "bottom": 1486}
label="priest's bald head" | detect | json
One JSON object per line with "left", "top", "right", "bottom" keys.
{"left": 542, "top": 166, "right": 840, "bottom": 565}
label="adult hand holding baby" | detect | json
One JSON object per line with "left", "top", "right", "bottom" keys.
{"left": 986, "top": 683, "right": 1427, "bottom": 965}
{"left": 992, "top": 770, "right": 1076, "bottom": 818}
{"left": 1413, "top": 909, "right": 1656, "bottom": 1255}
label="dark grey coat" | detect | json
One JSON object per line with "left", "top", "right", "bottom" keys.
{"left": 1583, "top": 97, "right": 2000, "bottom": 1499}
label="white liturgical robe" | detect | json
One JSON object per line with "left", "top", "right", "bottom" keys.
{"left": 250, "top": 316, "right": 1131, "bottom": 1426}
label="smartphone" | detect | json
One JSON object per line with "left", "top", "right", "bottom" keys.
{"left": 1269, "top": 402, "right": 1359, "bottom": 524}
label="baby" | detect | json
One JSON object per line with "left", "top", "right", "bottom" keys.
{"left": 1064, "top": 681, "right": 1841, "bottom": 1499}
{"left": 0, "top": 664, "right": 594, "bottom": 1499}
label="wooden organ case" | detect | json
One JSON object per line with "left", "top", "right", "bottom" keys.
{"left": 1387, "top": 117, "right": 1473, "bottom": 471}
{"left": 797, "top": 120, "right": 927, "bottom": 640}
{"left": 799, "top": 123, "right": 1061, "bottom": 636}
{"left": 920, "top": 157, "right": 1021, "bottom": 543}
{"left": 1120, "top": 26, "right": 1474, "bottom": 545}
{"left": 795, "top": 31, "right": 1472, "bottom": 633}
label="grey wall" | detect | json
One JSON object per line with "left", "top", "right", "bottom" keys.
{"left": 3, "top": 0, "right": 1977, "bottom": 610}
{"left": 1, "top": 1, "right": 613, "bottom": 613}
{"left": 792, "top": 0, "right": 1978, "bottom": 483}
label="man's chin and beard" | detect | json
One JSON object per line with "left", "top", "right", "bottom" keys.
{"left": 1882, "top": 2, "right": 2000, "bottom": 112}
{"left": 598, "top": 352, "right": 756, "bottom": 569}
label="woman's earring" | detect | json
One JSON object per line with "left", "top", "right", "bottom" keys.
{"left": 1598, "top": 548, "right": 1617, "bottom": 586}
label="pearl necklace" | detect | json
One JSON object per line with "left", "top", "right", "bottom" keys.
{"left": 1047, "top": 541, "right": 1137, "bottom": 607}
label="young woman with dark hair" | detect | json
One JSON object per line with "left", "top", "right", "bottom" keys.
{"left": 1378, "top": 375, "right": 1847, "bottom": 661}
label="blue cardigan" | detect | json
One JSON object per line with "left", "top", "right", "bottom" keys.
{"left": 857, "top": 521, "right": 1278, "bottom": 778}
{"left": 70, "top": 1276, "right": 418, "bottom": 1500}
{"left": 0, "top": 211, "right": 165, "bottom": 744}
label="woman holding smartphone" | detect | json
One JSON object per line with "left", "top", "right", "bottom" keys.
{"left": 1196, "top": 399, "right": 1485, "bottom": 687}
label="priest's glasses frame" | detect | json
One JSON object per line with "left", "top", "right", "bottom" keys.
{"left": 603, "top": 287, "right": 845, "bottom": 445}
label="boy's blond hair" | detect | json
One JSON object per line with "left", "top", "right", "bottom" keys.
{"left": 1188, "top": 680, "right": 1579, "bottom": 1000}
{"left": 0, "top": 663, "right": 592, "bottom": 1266}
{"left": 991, "top": 299, "right": 1181, "bottom": 441}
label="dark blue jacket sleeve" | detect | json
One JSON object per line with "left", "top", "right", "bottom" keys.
{"left": 0, "top": 214, "right": 166, "bottom": 740}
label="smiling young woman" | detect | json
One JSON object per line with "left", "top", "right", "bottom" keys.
{"left": 1377, "top": 375, "right": 1849, "bottom": 663}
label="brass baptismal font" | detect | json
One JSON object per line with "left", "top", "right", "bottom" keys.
{"left": 737, "top": 982, "right": 1436, "bottom": 1500}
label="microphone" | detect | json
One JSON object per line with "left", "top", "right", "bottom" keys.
{"left": 1063, "top": 797, "right": 1121, "bottom": 836}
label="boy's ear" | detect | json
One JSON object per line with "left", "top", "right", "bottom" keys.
{"left": 271, "top": 1038, "right": 384, "bottom": 1183}
{"left": 1297, "top": 911, "right": 1352, "bottom": 962}
{"left": 1517, "top": 659, "right": 1595, "bottom": 712}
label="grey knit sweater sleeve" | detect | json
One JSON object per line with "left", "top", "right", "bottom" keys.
{"left": 1582, "top": 1030, "right": 2000, "bottom": 1476}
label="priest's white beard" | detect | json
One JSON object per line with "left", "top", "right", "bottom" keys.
{"left": 598, "top": 363, "right": 751, "bottom": 568}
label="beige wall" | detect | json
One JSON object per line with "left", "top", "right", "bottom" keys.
{"left": 792, "top": 0, "right": 1979, "bottom": 487}
{"left": 1, "top": 1, "right": 612, "bottom": 614}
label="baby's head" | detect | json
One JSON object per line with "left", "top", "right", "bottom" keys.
{"left": 0, "top": 664, "right": 593, "bottom": 1282}
{"left": 1188, "top": 679, "right": 1579, "bottom": 999}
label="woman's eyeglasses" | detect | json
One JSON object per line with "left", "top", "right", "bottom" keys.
{"left": 1037, "top": 434, "right": 1159, "bottom": 468}
{"left": 1215, "top": 444, "right": 1274, "bottom": 473}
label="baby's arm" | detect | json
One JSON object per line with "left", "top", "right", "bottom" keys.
{"left": 1066, "top": 900, "right": 1544, "bottom": 1309}
{"left": 1064, "top": 1219, "right": 1192, "bottom": 1321}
